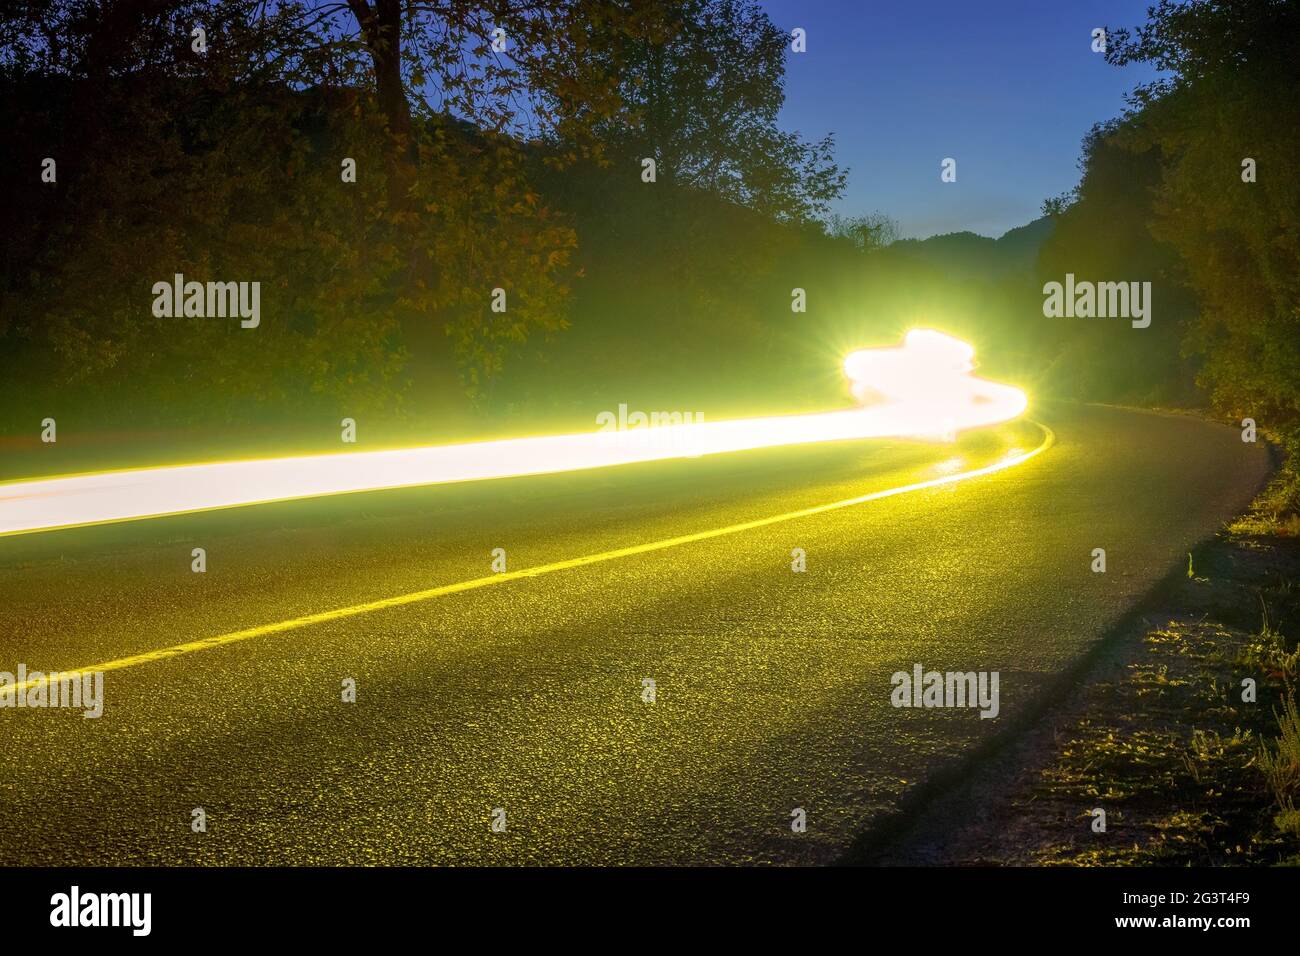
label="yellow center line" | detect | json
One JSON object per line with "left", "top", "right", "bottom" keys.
{"left": 1, "top": 423, "right": 1055, "bottom": 696}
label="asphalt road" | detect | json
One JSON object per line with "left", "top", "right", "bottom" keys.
{"left": 0, "top": 404, "right": 1273, "bottom": 864}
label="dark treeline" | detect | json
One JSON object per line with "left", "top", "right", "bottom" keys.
{"left": 0, "top": 0, "right": 849, "bottom": 439}
{"left": 1042, "top": 0, "right": 1300, "bottom": 452}
{"left": 1, "top": 0, "right": 1297, "bottom": 463}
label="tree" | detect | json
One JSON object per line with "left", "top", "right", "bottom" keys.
{"left": 1106, "top": 0, "right": 1300, "bottom": 430}
{"left": 1035, "top": 123, "right": 1198, "bottom": 403}
{"left": 0, "top": 1, "right": 634, "bottom": 416}
{"left": 546, "top": 0, "right": 845, "bottom": 224}
{"left": 280, "top": 1, "right": 643, "bottom": 396}
{"left": 1, "top": 3, "right": 414, "bottom": 419}
{"left": 827, "top": 212, "right": 900, "bottom": 252}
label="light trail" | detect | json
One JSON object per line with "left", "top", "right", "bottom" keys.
{"left": 0, "top": 422, "right": 1055, "bottom": 697}
{"left": 0, "top": 330, "right": 1028, "bottom": 537}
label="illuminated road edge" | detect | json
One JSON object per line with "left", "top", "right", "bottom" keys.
{"left": 0, "top": 331, "right": 1027, "bottom": 536}
{"left": 0, "top": 422, "right": 1055, "bottom": 697}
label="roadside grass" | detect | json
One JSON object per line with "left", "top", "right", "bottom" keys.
{"left": 870, "top": 423, "right": 1300, "bottom": 867}
{"left": 1229, "top": 454, "right": 1300, "bottom": 538}
{"left": 1027, "top": 622, "right": 1283, "bottom": 865}
{"left": 1257, "top": 687, "right": 1300, "bottom": 846}
{"left": 1018, "top": 536, "right": 1300, "bottom": 866}
{"left": 1240, "top": 585, "right": 1300, "bottom": 680}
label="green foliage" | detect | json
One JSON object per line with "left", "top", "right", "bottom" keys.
{"left": 1258, "top": 686, "right": 1300, "bottom": 823}
{"left": 545, "top": 0, "right": 845, "bottom": 224}
{"left": 1035, "top": 124, "right": 1199, "bottom": 404}
{"left": 1105, "top": 0, "right": 1300, "bottom": 428}
{"left": 9, "top": 6, "right": 345, "bottom": 418}
{"left": 0, "top": 1, "right": 591, "bottom": 423}
{"left": 826, "top": 213, "right": 901, "bottom": 253}
{"left": 0, "top": 0, "right": 846, "bottom": 428}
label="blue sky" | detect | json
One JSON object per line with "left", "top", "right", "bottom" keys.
{"left": 757, "top": 0, "right": 1163, "bottom": 239}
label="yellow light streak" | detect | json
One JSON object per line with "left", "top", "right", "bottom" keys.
{"left": 0, "top": 331, "right": 1027, "bottom": 536}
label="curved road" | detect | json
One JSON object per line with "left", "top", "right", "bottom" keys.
{"left": 0, "top": 404, "right": 1273, "bottom": 864}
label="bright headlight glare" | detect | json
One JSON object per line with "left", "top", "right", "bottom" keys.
{"left": 0, "top": 331, "right": 1028, "bottom": 536}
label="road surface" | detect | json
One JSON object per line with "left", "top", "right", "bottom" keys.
{"left": 0, "top": 404, "right": 1273, "bottom": 864}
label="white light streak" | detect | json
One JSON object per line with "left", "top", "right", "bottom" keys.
{"left": 0, "top": 331, "right": 1027, "bottom": 536}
